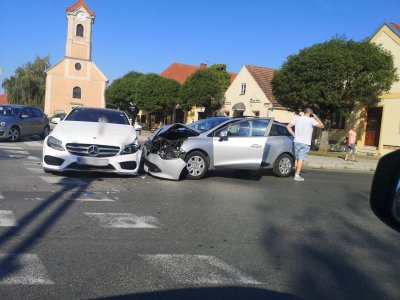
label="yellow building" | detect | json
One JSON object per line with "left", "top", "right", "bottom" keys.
{"left": 44, "top": 0, "right": 108, "bottom": 116}
{"left": 221, "top": 65, "right": 297, "bottom": 123}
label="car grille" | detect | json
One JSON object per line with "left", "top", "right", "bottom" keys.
{"left": 66, "top": 143, "right": 120, "bottom": 158}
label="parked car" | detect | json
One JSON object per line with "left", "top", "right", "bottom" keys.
{"left": 0, "top": 104, "right": 50, "bottom": 142}
{"left": 42, "top": 107, "right": 142, "bottom": 175}
{"left": 50, "top": 113, "right": 66, "bottom": 124}
{"left": 143, "top": 117, "right": 294, "bottom": 180}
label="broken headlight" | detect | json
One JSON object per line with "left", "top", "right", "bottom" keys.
{"left": 121, "top": 138, "right": 140, "bottom": 155}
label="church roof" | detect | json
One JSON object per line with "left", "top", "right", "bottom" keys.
{"left": 67, "top": 0, "right": 95, "bottom": 17}
{"left": 244, "top": 65, "right": 277, "bottom": 104}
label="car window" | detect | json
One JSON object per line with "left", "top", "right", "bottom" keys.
{"left": 0, "top": 106, "right": 21, "bottom": 117}
{"left": 226, "top": 120, "right": 251, "bottom": 137}
{"left": 32, "top": 108, "right": 43, "bottom": 118}
{"left": 269, "top": 124, "right": 279, "bottom": 136}
{"left": 21, "top": 108, "right": 34, "bottom": 117}
{"left": 251, "top": 119, "right": 270, "bottom": 137}
{"left": 189, "top": 117, "right": 229, "bottom": 132}
{"left": 65, "top": 108, "right": 130, "bottom": 125}
{"left": 275, "top": 124, "right": 291, "bottom": 136}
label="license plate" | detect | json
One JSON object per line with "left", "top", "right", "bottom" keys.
{"left": 76, "top": 157, "right": 109, "bottom": 166}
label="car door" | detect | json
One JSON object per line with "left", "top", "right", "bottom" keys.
{"left": 31, "top": 108, "right": 45, "bottom": 134}
{"left": 19, "top": 108, "right": 35, "bottom": 136}
{"left": 212, "top": 119, "right": 272, "bottom": 169}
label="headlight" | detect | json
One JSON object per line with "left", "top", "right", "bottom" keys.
{"left": 121, "top": 138, "right": 140, "bottom": 155}
{"left": 47, "top": 136, "right": 65, "bottom": 151}
{"left": 0, "top": 122, "right": 5, "bottom": 127}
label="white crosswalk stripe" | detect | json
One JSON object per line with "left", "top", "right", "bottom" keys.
{"left": 0, "top": 144, "right": 23, "bottom": 150}
{"left": 141, "top": 254, "right": 262, "bottom": 285}
{"left": 0, "top": 210, "right": 18, "bottom": 227}
{"left": 85, "top": 213, "right": 158, "bottom": 228}
{"left": 27, "top": 156, "right": 40, "bottom": 161}
{"left": 0, "top": 254, "right": 53, "bottom": 285}
{"left": 27, "top": 168, "right": 44, "bottom": 174}
{"left": 23, "top": 141, "right": 43, "bottom": 148}
{"left": 40, "top": 176, "right": 87, "bottom": 186}
{"left": 4, "top": 150, "right": 29, "bottom": 155}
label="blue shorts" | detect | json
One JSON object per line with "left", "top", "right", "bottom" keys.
{"left": 294, "top": 143, "right": 310, "bottom": 160}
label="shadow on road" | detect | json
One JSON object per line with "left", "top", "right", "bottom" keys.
{"left": 96, "top": 286, "right": 302, "bottom": 300}
{"left": 0, "top": 177, "right": 94, "bottom": 281}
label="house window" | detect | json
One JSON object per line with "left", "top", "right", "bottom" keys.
{"left": 331, "top": 114, "right": 345, "bottom": 129}
{"left": 240, "top": 83, "right": 246, "bottom": 95}
{"left": 72, "top": 86, "right": 81, "bottom": 99}
{"left": 253, "top": 111, "right": 260, "bottom": 117}
{"left": 75, "top": 63, "right": 82, "bottom": 71}
{"left": 76, "top": 24, "right": 84, "bottom": 37}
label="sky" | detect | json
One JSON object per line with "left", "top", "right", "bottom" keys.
{"left": 1, "top": 0, "right": 400, "bottom": 93}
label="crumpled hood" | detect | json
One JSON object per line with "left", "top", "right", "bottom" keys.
{"left": 51, "top": 121, "right": 137, "bottom": 147}
{"left": 153, "top": 123, "right": 200, "bottom": 138}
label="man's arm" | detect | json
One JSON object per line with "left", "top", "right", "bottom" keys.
{"left": 313, "top": 115, "right": 324, "bottom": 129}
{"left": 286, "top": 123, "right": 296, "bottom": 138}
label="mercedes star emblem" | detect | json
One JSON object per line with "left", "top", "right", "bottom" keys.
{"left": 88, "top": 145, "right": 99, "bottom": 157}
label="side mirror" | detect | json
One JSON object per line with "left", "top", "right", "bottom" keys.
{"left": 219, "top": 129, "right": 228, "bottom": 141}
{"left": 370, "top": 150, "right": 400, "bottom": 232}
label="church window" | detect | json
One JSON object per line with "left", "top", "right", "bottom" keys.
{"left": 75, "top": 63, "right": 82, "bottom": 71}
{"left": 76, "top": 24, "right": 84, "bottom": 37}
{"left": 73, "top": 87, "right": 82, "bottom": 99}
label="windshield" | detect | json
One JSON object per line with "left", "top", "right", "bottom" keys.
{"left": 188, "top": 117, "right": 230, "bottom": 132}
{"left": 0, "top": 106, "right": 21, "bottom": 117}
{"left": 65, "top": 108, "right": 129, "bottom": 125}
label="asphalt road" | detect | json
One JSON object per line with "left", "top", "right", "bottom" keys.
{"left": 0, "top": 138, "right": 399, "bottom": 300}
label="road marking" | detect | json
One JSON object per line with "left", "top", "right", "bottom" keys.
{"left": 140, "top": 255, "right": 262, "bottom": 285}
{"left": 24, "top": 197, "right": 44, "bottom": 201}
{"left": 0, "top": 210, "right": 18, "bottom": 227}
{"left": 27, "top": 168, "right": 43, "bottom": 174}
{"left": 0, "top": 254, "right": 53, "bottom": 285}
{"left": 27, "top": 156, "right": 40, "bottom": 161}
{"left": 4, "top": 150, "right": 29, "bottom": 155}
{"left": 23, "top": 141, "right": 43, "bottom": 147}
{"left": 0, "top": 144, "right": 23, "bottom": 150}
{"left": 0, "top": 192, "right": 3, "bottom": 199}
{"left": 85, "top": 213, "right": 158, "bottom": 228}
{"left": 7, "top": 155, "right": 24, "bottom": 159}
{"left": 40, "top": 176, "right": 87, "bottom": 186}
{"left": 73, "top": 198, "right": 114, "bottom": 202}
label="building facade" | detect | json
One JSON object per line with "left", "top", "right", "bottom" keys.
{"left": 44, "top": 0, "right": 107, "bottom": 116}
{"left": 222, "top": 65, "right": 297, "bottom": 123}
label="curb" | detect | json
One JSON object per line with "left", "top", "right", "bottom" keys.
{"left": 304, "top": 162, "right": 376, "bottom": 172}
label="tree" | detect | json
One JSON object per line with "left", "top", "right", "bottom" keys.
{"left": 180, "top": 64, "right": 231, "bottom": 116}
{"left": 2, "top": 55, "right": 51, "bottom": 109}
{"left": 272, "top": 37, "right": 398, "bottom": 153}
{"left": 132, "top": 73, "right": 181, "bottom": 123}
{"left": 105, "top": 71, "right": 143, "bottom": 112}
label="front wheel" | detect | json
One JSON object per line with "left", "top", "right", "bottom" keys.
{"left": 273, "top": 154, "right": 293, "bottom": 177}
{"left": 40, "top": 126, "right": 50, "bottom": 139}
{"left": 185, "top": 151, "right": 209, "bottom": 180}
{"left": 8, "top": 126, "right": 20, "bottom": 142}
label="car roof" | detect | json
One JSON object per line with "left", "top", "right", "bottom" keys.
{"left": 0, "top": 104, "right": 42, "bottom": 109}
{"left": 71, "top": 107, "right": 126, "bottom": 114}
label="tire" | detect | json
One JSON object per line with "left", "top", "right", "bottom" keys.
{"left": 8, "top": 126, "right": 20, "bottom": 142}
{"left": 40, "top": 126, "right": 50, "bottom": 139}
{"left": 273, "top": 153, "right": 293, "bottom": 177}
{"left": 185, "top": 151, "right": 209, "bottom": 180}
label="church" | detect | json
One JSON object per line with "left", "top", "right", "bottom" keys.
{"left": 44, "top": 0, "right": 108, "bottom": 116}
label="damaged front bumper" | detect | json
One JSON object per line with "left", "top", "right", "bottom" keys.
{"left": 144, "top": 153, "right": 186, "bottom": 180}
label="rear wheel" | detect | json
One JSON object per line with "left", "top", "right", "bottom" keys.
{"left": 273, "top": 153, "right": 293, "bottom": 177}
{"left": 40, "top": 126, "right": 50, "bottom": 139}
{"left": 8, "top": 126, "right": 20, "bottom": 142}
{"left": 185, "top": 151, "right": 209, "bottom": 180}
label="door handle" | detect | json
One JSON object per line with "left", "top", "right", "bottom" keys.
{"left": 251, "top": 144, "right": 262, "bottom": 148}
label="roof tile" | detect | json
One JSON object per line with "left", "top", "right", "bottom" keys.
{"left": 0, "top": 94, "right": 8, "bottom": 104}
{"left": 67, "top": 0, "right": 95, "bottom": 17}
{"left": 245, "top": 65, "right": 277, "bottom": 104}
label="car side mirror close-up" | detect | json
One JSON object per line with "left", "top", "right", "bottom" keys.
{"left": 370, "top": 150, "right": 400, "bottom": 232}
{"left": 219, "top": 129, "right": 228, "bottom": 141}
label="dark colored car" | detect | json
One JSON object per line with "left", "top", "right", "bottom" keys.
{"left": 0, "top": 105, "right": 50, "bottom": 142}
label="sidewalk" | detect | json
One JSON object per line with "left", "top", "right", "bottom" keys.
{"left": 304, "top": 155, "right": 378, "bottom": 172}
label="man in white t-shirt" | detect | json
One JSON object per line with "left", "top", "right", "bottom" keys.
{"left": 286, "top": 108, "right": 324, "bottom": 181}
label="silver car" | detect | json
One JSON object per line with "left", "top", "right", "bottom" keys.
{"left": 0, "top": 105, "right": 50, "bottom": 142}
{"left": 143, "top": 117, "right": 294, "bottom": 180}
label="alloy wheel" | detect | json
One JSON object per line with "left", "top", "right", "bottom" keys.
{"left": 186, "top": 156, "right": 205, "bottom": 177}
{"left": 9, "top": 128, "right": 20, "bottom": 142}
{"left": 278, "top": 157, "right": 291, "bottom": 175}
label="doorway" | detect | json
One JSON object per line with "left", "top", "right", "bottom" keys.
{"left": 365, "top": 107, "right": 382, "bottom": 147}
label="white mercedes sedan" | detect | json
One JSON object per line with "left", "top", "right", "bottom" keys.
{"left": 42, "top": 107, "right": 142, "bottom": 175}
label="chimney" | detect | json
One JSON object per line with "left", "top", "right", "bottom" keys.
{"left": 200, "top": 63, "right": 207, "bottom": 69}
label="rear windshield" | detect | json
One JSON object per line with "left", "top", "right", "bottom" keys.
{"left": 0, "top": 106, "right": 21, "bottom": 117}
{"left": 188, "top": 117, "right": 230, "bottom": 132}
{"left": 65, "top": 108, "right": 129, "bottom": 125}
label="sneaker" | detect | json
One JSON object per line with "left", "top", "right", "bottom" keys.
{"left": 294, "top": 175, "right": 305, "bottom": 181}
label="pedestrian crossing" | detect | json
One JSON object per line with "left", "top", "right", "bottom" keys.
{"left": 0, "top": 141, "right": 263, "bottom": 287}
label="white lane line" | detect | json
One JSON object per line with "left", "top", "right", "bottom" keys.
{"left": 141, "top": 255, "right": 262, "bottom": 285}
{"left": 27, "top": 168, "right": 44, "bottom": 174}
{"left": 7, "top": 155, "right": 24, "bottom": 159}
{"left": 85, "top": 213, "right": 158, "bottom": 228}
{"left": 0, "top": 144, "right": 23, "bottom": 150}
{"left": 0, "top": 210, "right": 18, "bottom": 227}
{"left": 40, "top": 176, "right": 87, "bottom": 186}
{"left": 24, "top": 197, "right": 44, "bottom": 201}
{"left": 4, "top": 150, "right": 29, "bottom": 155}
{"left": 23, "top": 141, "right": 43, "bottom": 147}
{"left": 73, "top": 198, "right": 114, "bottom": 202}
{"left": 27, "top": 156, "right": 40, "bottom": 161}
{"left": 0, "top": 254, "right": 53, "bottom": 285}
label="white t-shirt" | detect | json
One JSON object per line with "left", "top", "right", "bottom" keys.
{"left": 290, "top": 116, "right": 318, "bottom": 146}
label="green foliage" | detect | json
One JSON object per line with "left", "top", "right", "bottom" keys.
{"left": 105, "top": 71, "right": 143, "bottom": 112}
{"left": 2, "top": 55, "right": 51, "bottom": 109}
{"left": 272, "top": 37, "right": 398, "bottom": 117}
{"left": 132, "top": 73, "right": 181, "bottom": 116}
{"left": 180, "top": 64, "right": 231, "bottom": 115}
